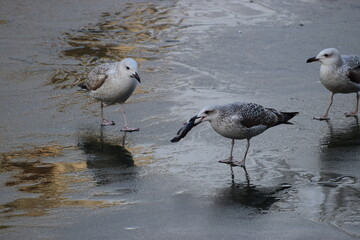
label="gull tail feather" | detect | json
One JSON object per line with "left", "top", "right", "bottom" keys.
{"left": 277, "top": 112, "right": 299, "bottom": 125}
{"left": 77, "top": 82, "right": 89, "bottom": 91}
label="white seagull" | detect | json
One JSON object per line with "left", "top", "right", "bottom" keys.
{"left": 79, "top": 58, "right": 141, "bottom": 132}
{"left": 307, "top": 48, "right": 360, "bottom": 120}
{"left": 172, "top": 102, "right": 298, "bottom": 180}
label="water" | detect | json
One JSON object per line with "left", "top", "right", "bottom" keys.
{"left": 1, "top": 0, "right": 360, "bottom": 239}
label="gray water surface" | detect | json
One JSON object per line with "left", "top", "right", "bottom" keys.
{"left": 1, "top": 0, "right": 360, "bottom": 239}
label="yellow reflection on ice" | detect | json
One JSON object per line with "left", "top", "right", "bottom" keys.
{"left": 0, "top": 145, "right": 124, "bottom": 218}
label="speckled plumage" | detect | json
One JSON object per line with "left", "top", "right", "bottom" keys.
{"left": 307, "top": 48, "right": 360, "bottom": 119}
{"left": 86, "top": 63, "right": 112, "bottom": 91}
{"left": 186, "top": 102, "right": 299, "bottom": 172}
{"left": 198, "top": 102, "right": 296, "bottom": 140}
{"left": 318, "top": 52, "right": 360, "bottom": 93}
{"left": 170, "top": 102, "right": 297, "bottom": 180}
{"left": 86, "top": 59, "right": 140, "bottom": 105}
{"left": 78, "top": 58, "right": 141, "bottom": 129}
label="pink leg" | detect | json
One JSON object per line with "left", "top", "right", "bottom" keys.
{"left": 120, "top": 105, "right": 139, "bottom": 132}
{"left": 219, "top": 139, "right": 235, "bottom": 164}
{"left": 345, "top": 92, "right": 359, "bottom": 117}
{"left": 219, "top": 139, "right": 236, "bottom": 181}
{"left": 232, "top": 139, "right": 250, "bottom": 168}
{"left": 314, "top": 92, "right": 334, "bottom": 121}
{"left": 100, "top": 102, "right": 115, "bottom": 126}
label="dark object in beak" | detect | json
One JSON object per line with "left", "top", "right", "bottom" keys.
{"left": 306, "top": 57, "right": 318, "bottom": 63}
{"left": 171, "top": 115, "right": 200, "bottom": 143}
{"left": 132, "top": 72, "right": 141, "bottom": 83}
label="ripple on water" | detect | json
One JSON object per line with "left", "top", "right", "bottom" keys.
{"left": 0, "top": 145, "right": 126, "bottom": 218}
{"left": 49, "top": 2, "right": 185, "bottom": 91}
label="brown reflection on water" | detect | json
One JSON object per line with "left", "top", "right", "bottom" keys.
{"left": 50, "top": 2, "right": 184, "bottom": 90}
{"left": 128, "top": 145, "right": 155, "bottom": 167}
{"left": 0, "top": 145, "right": 122, "bottom": 218}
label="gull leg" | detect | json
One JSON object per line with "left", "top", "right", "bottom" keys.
{"left": 120, "top": 105, "right": 139, "bottom": 132}
{"left": 219, "top": 139, "right": 235, "bottom": 164}
{"left": 100, "top": 102, "right": 115, "bottom": 126}
{"left": 345, "top": 92, "right": 359, "bottom": 117}
{"left": 314, "top": 92, "right": 334, "bottom": 120}
{"left": 219, "top": 139, "right": 236, "bottom": 180}
{"left": 232, "top": 139, "right": 250, "bottom": 168}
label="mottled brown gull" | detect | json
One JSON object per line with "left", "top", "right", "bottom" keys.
{"left": 172, "top": 102, "right": 298, "bottom": 180}
{"left": 79, "top": 58, "right": 141, "bottom": 132}
{"left": 307, "top": 48, "right": 360, "bottom": 120}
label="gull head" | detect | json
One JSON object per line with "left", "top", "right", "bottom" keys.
{"left": 121, "top": 58, "right": 141, "bottom": 83}
{"left": 306, "top": 48, "right": 340, "bottom": 66}
{"left": 195, "top": 105, "right": 219, "bottom": 124}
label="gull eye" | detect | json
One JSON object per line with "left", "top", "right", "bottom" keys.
{"left": 126, "top": 66, "right": 130, "bottom": 70}
{"left": 324, "top": 54, "right": 329, "bottom": 57}
{"left": 204, "top": 110, "right": 211, "bottom": 114}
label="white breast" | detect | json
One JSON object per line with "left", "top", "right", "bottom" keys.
{"left": 91, "top": 73, "right": 138, "bottom": 104}
{"left": 320, "top": 65, "right": 356, "bottom": 93}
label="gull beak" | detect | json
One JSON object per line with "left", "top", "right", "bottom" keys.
{"left": 306, "top": 56, "right": 319, "bottom": 63}
{"left": 132, "top": 72, "right": 141, "bottom": 83}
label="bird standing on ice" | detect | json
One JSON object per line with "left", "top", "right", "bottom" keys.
{"left": 171, "top": 102, "right": 298, "bottom": 180}
{"left": 307, "top": 48, "right": 360, "bottom": 120}
{"left": 79, "top": 58, "right": 141, "bottom": 132}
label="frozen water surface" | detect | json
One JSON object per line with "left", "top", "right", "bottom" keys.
{"left": 1, "top": 0, "right": 360, "bottom": 239}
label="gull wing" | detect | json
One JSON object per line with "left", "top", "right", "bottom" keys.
{"left": 228, "top": 103, "right": 276, "bottom": 129}
{"left": 347, "top": 66, "right": 360, "bottom": 84}
{"left": 86, "top": 64, "right": 111, "bottom": 91}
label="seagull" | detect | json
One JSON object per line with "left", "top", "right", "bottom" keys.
{"left": 171, "top": 102, "right": 298, "bottom": 180}
{"left": 307, "top": 48, "right": 360, "bottom": 120}
{"left": 78, "top": 58, "right": 141, "bottom": 132}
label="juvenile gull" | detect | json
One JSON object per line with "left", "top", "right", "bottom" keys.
{"left": 172, "top": 102, "right": 298, "bottom": 180}
{"left": 307, "top": 48, "right": 360, "bottom": 120}
{"left": 79, "top": 58, "right": 141, "bottom": 132}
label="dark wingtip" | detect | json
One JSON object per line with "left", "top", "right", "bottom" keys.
{"left": 281, "top": 112, "right": 299, "bottom": 123}
{"left": 77, "top": 82, "right": 88, "bottom": 90}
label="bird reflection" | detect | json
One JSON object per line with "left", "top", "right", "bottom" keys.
{"left": 319, "top": 118, "right": 360, "bottom": 165}
{"left": 77, "top": 127, "right": 137, "bottom": 184}
{"left": 320, "top": 117, "right": 360, "bottom": 148}
{"left": 230, "top": 165, "right": 250, "bottom": 186}
{"left": 215, "top": 183, "right": 291, "bottom": 210}
{"left": 312, "top": 118, "right": 360, "bottom": 232}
